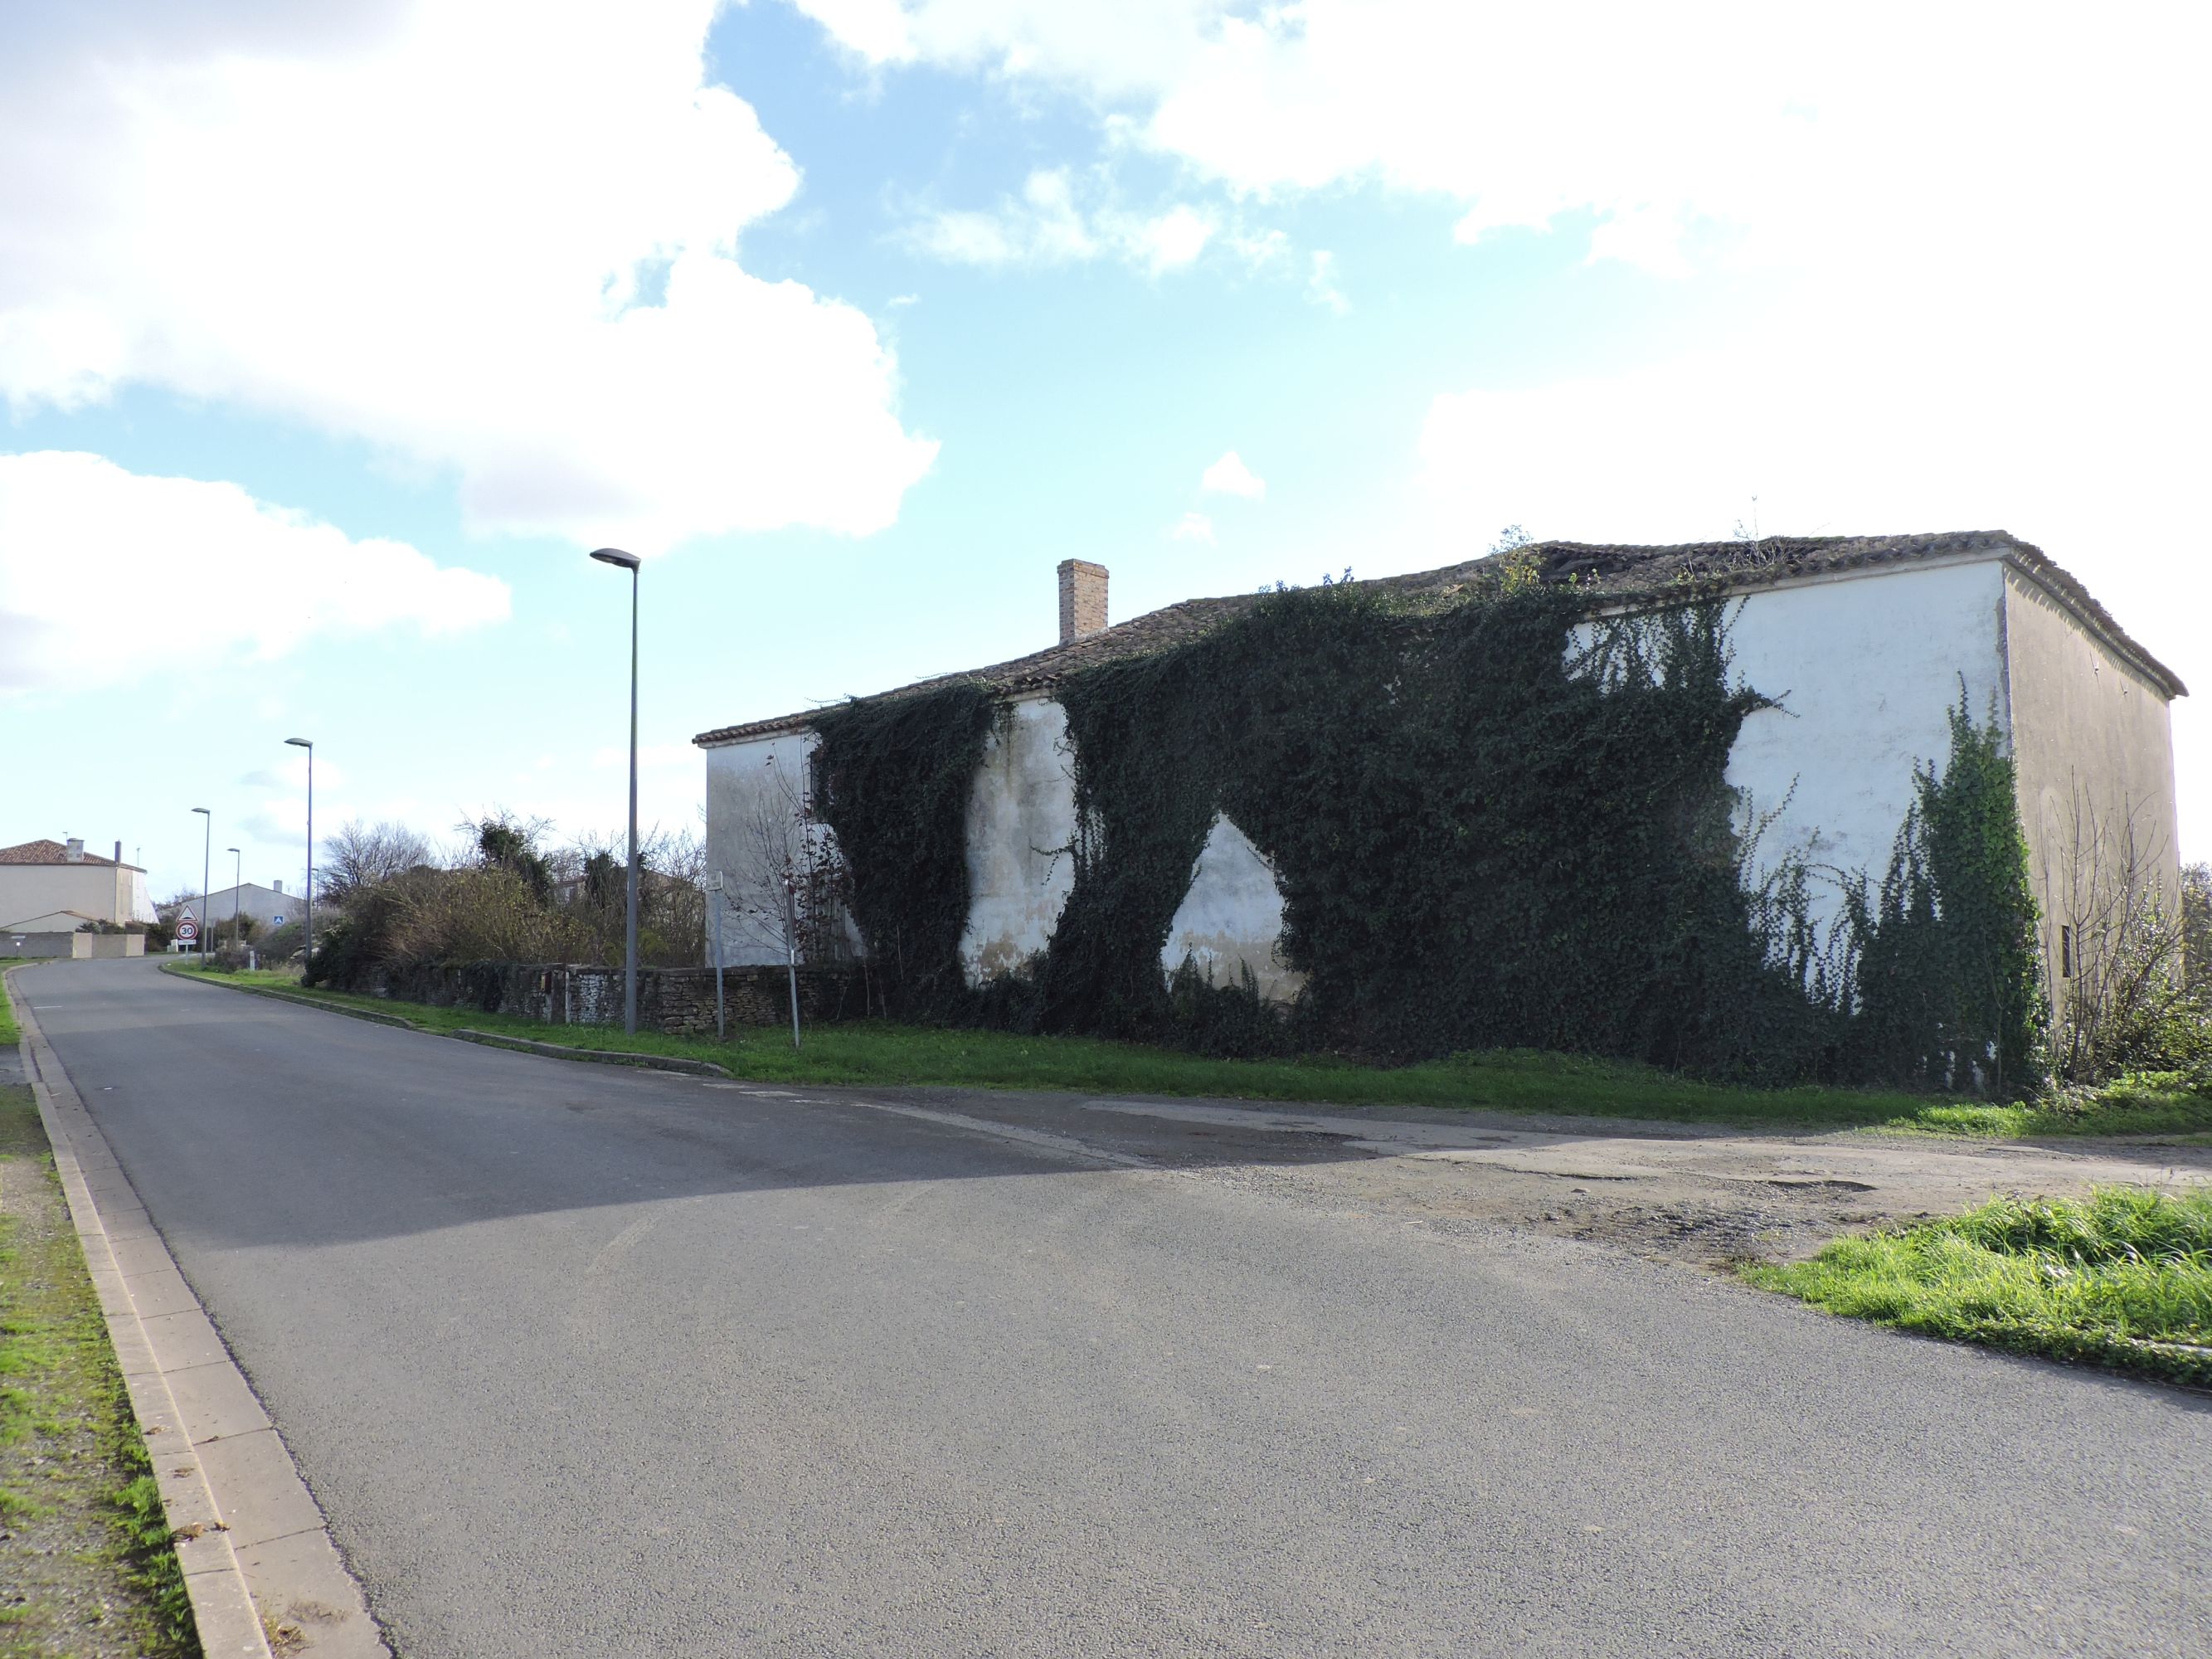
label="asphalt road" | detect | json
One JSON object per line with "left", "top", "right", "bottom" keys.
{"left": 23, "top": 959, "right": 2210, "bottom": 1657}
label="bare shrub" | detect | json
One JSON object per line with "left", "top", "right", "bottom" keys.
{"left": 720, "top": 752, "right": 855, "bottom": 968}
{"left": 2042, "top": 791, "right": 2202, "bottom": 1084}
{"left": 319, "top": 819, "right": 436, "bottom": 902}
{"left": 383, "top": 867, "right": 596, "bottom": 965}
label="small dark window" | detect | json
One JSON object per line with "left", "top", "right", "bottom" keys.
{"left": 2059, "top": 925, "right": 2076, "bottom": 979}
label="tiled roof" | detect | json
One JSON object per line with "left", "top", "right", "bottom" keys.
{"left": 693, "top": 530, "right": 2184, "bottom": 747}
{"left": 0, "top": 839, "right": 137, "bottom": 868}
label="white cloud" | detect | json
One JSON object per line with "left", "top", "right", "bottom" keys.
{"left": 905, "top": 168, "right": 1220, "bottom": 276}
{"left": 0, "top": 0, "right": 937, "bottom": 552}
{"left": 1169, "top": 511, "right": 1217, "bottom": 544}
{"left": 1305, "top": 250, "right": 1348, "bottom": 314}
{"left": 791, "top": 3, "right": 2205, "bottom": 294}
{"left": 0, "top": 452, "right": 509, "bottom": 691}
{"left": 1135, "top": 205, "right": 1215, "bottom": 273}
{"left": 1200, "top": 451, "right": 1265, "bottom": 499}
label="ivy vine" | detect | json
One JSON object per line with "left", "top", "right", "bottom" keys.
{"left": 805, "top": 577, "right": 2049, "bottom": 1097}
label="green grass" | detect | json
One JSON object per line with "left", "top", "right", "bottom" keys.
{"left": 165, "top": 963, "right": 2212, "bottom": 1140}
{"left": 1749, "top": 1187, "right": 2212, "bottom": 1387}
{"left": 0, "top": 1082, "right": 199, "bottom": 1658}
{"left": 0, "top": 960, "right": 24, "bottom": 1048}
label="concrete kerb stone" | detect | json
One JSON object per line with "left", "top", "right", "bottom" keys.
{"left": 448, "top": 1027, "right": 733, "bottom": 1078}
{"left": 163, "top": 958, "right": 736, "bottom": 1079}
{"left": 2, "top": 965, "right": 389, "bottom": 1659}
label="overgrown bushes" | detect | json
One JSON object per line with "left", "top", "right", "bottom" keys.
{"left": 306, "top": 816, "right": 707, "bottom": 989}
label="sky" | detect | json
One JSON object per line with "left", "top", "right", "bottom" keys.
{"left": 3, "top": 0, "right": 2208, "bottom": 902}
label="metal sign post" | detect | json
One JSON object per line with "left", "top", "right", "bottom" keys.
{"left": 784, "top": 879, "right": 802, "bottom": 1053}
{"left": 703, "top": 873, "right": 727, "bottom": 1042}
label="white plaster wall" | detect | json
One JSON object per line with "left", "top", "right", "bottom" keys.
{"left": 702, "top": 731, "right": 854, "bottom": 967}
{"left": 1159, "top": 814, "right": 1306, "bottom": 1004}
{"left": 1633, "top": 558, "right": 2013, "bottom": 943}
{"left": 958, "top": 698, "right": 1078, "bottom": 985}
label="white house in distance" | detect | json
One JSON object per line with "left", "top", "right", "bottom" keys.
{"left": 694, "top": 534, "right": 2184, "bottom": 1011}
{"left": 1, "top": 837, "right": 157, "bottom": 957}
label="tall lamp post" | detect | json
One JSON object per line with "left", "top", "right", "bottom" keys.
{"left": 191, "top": 808, "right": 211, "bottom": 963}
{"left": 284, "top": 738, "right": 314, "bottom": 962}
{"left": 226, "top": 848, "right": 241, "bottom": 948}
{"left": 589, "top": 547, "right": 641, "bottom": 1035}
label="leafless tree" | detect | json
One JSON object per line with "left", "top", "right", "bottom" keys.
{"left": 719, "top": 752, "right": 855, "bottom": 968}
{"left": 318, "top": 819, "right": 435, "bottom": 904}
{"left": 2040, "top": 786, "right": 2189, "bottom": 1083}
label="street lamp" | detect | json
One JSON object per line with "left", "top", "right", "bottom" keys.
{"left": 284, "top": 738, "right": 314, "bottom": 962}
{"left": 191, "top": 808, "right": 211, "bottom": 963}
{"left": 226, "top": 847, "right": 241, "bottom": 948}
{"left": 589, "top": 547, "right": 641, "bottom": 1035}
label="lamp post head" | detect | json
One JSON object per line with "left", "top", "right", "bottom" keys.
{"left": 227, "top": 846, "right": 239, "bottom": 854}
{"left": 589, "top": 547, "right": 640, "bottom": 572}
{"left": 284, "top": 737, "right": 312, "bottom": 750}
{"left": 192, "top": 806, "right": 209, "bottom": 816}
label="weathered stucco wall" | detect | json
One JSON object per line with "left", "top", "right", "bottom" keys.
{"left": 1159, "top": 814, "right": 1305, "bottom": 1002}
{"left": 1710, "top": 557, "right": 2012, "bottom": 946}
{"left": 958, "top": 698, "right": 1078, "bottom": 986}
{"left": 2003, "top": 565, "right": 2182, "bottom": 995}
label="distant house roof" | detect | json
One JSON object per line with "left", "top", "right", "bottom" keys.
{"left": 0, "top": 839, "right": 143, "bottom": 871}
{"left": 693, "top": 529, "right": 2185, "bottom": 747}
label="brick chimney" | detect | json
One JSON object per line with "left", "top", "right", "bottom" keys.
{"left": 1057, "top": 559, "right": 1108, "bottom": 645}
{"left": 65, "top": 837, "right": 84, "bottom": 862}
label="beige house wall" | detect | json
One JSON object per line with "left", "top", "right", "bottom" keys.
{"left": 2003, "top": 565, "right": 2183, "bottom": 1001}
{"left": 0, "top": 864, "right": 139, "bottom": 931}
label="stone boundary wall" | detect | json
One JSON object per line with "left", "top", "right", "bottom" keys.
{"left": 335, "top": 961, "right": 863, "bottom": 1036}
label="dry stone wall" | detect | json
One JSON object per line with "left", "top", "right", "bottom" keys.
{"left": 342, "top": 961, "right": 860, "bottom": 1035}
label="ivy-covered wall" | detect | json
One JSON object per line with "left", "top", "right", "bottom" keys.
{"left": 809, "top": 577, "right": 2049, "bottom": 1095}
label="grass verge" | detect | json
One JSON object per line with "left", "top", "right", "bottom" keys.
{"left": 0, "top": 1080, "right": 199, "bottom": 1658}
{"left": 0, "top": 961, "right": 23, "bottom": 1048}
{"left": 1748, "top": 1187, "right": 2212, "bottom": 1388}
{"left": 167, "top": 963, "right": 2212, "bottom": 1140}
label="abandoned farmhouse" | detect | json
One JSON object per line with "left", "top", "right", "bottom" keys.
{"left": 695, "top": 533, "right": 2184, "bottom": 1082}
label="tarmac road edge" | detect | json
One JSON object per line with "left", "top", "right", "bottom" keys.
{"left": 4, "top": 964, "right": 389, "bottom": 1659}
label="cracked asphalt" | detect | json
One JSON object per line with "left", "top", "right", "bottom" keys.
{"left": 20, "top": 959, "right": 2211, "bottom": 1657}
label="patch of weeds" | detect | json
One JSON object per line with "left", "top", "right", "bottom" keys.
{"left": 114, "top": 1470, "right": 197, "bottom": 1652}
{"left": 0, "top": 1082, "right": 201, "bottom": 1658}
{"left": 1748, "top": 1186, "right": 2212, "bottom": 1386}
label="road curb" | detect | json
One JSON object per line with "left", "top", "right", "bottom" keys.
{"left": 163, "top": 963, "right": 734, "bottom": 1079}
{"left": 448, "top": 1027, "right": 732, "bottom": 1077}
{"left": 159, "top": 966, "right": 420, "bottom": 1030}
{"left": 4, "top": 966, "right": 389, "bottom": 1659}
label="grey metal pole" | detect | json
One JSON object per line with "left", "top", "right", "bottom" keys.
{"left": 304, "top": 746, "right": 314, "bottom": 961}
{"left": 192, "top": 807, "right": 210, "bottom": 963}
{"left": 785, "top": 880, "right": 801, "bottom": 1052}
{"left": 588, "top": 549, "right": 643, "bottom": 1037}
{"left": 625, "top": 562, "right": 639, "bottom": 1036}
{"left": 708, "top": 878, "right": 726, "bottom": 1041}
{"left": 285, "top": 737, "right": 314, "bottom": 966}
{"left": 229, "top": 848, "right": 241, "bottom": 946}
